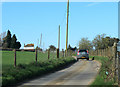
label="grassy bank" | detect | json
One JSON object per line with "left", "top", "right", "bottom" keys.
{"left": 2, "top": 57, "right": 76, "bottom": 87}
{"left": 90, "top": 56, "right": 115, "bottom": 86}
{"left": 2, "top": 51, "right": 62, "bottom": 72}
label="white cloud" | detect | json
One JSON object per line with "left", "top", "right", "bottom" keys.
{"left": 86, "top": 2, "right": 101, "bottom": 7}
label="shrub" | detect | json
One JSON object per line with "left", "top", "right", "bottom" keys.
{"left": 2, "top": 76, "right": 16, "bottom": 86}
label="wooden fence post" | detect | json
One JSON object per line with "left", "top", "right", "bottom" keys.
{"left": 14, "top": 49, "right": 16, "bottom": 67}
{"left": 113, "top": 42, "right": 117, "bottom": 83}
{"left": 65, "top": 50, "right": 66, "bottom": 57}
{"left": 97, "top": 50, "right": 99, "bottom": 56}
{"left": 118, "top": 52, "right": 120, "bottom": 85}
{"left": 111, "top": 47, "right": 113, "bottom": 57}
{"left": 93, "top": 50, "right": 95, "bottom": 56}
{"left": 92, "top": 51, "right": 94, "bottom": 56}
{"left": 108, "top": 47, "right": 110, "bottom": 57}
{"left": 99, "top": 49, "right": 101, "bottom": 56}
{"left": 107, "top": 47, "right": 109, "bottom": 57}
{"left": 57, "top": 48, "right": 59, "bottom": 58}
{"left": 99, "top": 49, "right": 100, "bottom": 56}
{"left": 109, "top": 47, "right": 110, "bottom": 57}
{"left": 95, "top": 50, "right": 96, "bottom": 56}
{"left": 104, "top": 49, "right": 105, "bottom": 57}
{"left": 104, "top": 48, "right": 106, "bottom": 57}
{"left": 35, "top": 48, "right": 37, "bottom": 62}
{"left": 103, "top": 49, "right": 105, "bottom": 57}
{"left": 96, "top": 50, "right": 98, "bottom": 56}
{"left": 101, "top": 49, "right": 103, "bottom": 56}
{"left": 108, "top": 47, "right": 109, "bottom": 57}
{"left": 48, "top": 49, "right": 50, "bottom": 59}
{"left": 95, "top": 50, "right": 98, "bottom": 56}
{"left": 105, "top": 48, "right": 107, "bottom": 57}
{"left": 62, "top": 49, "right": 64, "bottom": 57}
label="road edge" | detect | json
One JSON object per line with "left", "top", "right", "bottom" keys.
{"left": 88, "top": 59, "right": 102, "bottom": 85}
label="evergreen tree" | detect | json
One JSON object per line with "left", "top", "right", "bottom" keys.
{"left": 15, "top": 42, "right": 21, "bottom": 49}
{"left": 3, "top": 30, "right": 11, "bottom": 48}
{"left": 10, "top": 34, "right": 17, "bottom": 48}
{"left": 67, "top": 44, "right": 72, "bottom": 50}
{"left": 2, "top": 30, "right": 21, "bottom": 49}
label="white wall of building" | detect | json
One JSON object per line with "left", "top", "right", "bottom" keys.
{"left": 24, "top": 47, "right": 34, "bottom": 49}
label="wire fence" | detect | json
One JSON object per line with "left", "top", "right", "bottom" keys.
{"left": 89, "top": 42, "right": 118, "bottom": 84}
{"left": 2, "top": 48, "right": 75, "bottom": 72}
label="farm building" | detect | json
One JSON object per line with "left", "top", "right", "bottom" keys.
{"left": 24, "top": 44, "right": 35, "bottom": 51}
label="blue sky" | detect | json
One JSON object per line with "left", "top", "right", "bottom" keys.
{"left": 2, "top": 2, "right": 118, "bottom": 50}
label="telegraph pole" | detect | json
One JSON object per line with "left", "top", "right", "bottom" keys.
{"left": 58, "top": 25, "right": 60, "bottom": 49}
{"left": 66, "top": 0, "right": 69, "bottom": 56}
{"left": 57, "top": 25, "right": 60, "bottom": 58}
{"left": 40, "top": 33, "right": 42, "bottom": 48}
{"left": 37, "top": 39, "right": 39, "bottom": 47}
{"left": 43, "top": 42, "right": 45, "bottom": 51}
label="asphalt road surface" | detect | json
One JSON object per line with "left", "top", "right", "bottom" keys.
{"left": 18, "top": 59, "right": 101, "bottom": 87}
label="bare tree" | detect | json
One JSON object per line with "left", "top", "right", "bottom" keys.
{"left": 0, "top": 32, "right": 6, "bottom": 47}
{"left": 78, "top": 37, "right": 93, "bottom": 50}
{"left": 92, "top": 34, "right": 116, "bottom": 50}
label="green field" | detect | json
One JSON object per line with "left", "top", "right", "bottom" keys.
{"left": 2, "top": 51, "right": 62, "bottom": 72}
{"left": 2, "top": 51, "right": 76, "bottom": 87}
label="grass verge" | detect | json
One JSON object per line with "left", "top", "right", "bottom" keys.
{"left": 2, "top": 57, "right": 76, "bottom": 87}
{"left": 2, "top": 51, "right": 61, "bottom": 72}
{"left": 90, "top": 56, "right": 115, "bottom": 86}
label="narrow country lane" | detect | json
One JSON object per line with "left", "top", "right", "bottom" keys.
{"left": 18, "top": 59, "right": 101, "bottom": 87}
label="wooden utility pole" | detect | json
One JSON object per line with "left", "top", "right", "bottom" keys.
{"left": 66, "top": 0, "right": 69, "bottom": 56}
{"left": 118, "top": 2, "right": 120, "bottom": 85}
{"left": 43, "top": 42, "right": 45, "bottom": 51}
{"left": 35, "top": 47, "right": 38, "bottom": 62}
{"left": 57, "top": 25, "right": 60, "bottom": 58}
{"left": 40, "top": 33, "right": 42, "bottom": 48}
{"left": 62, "top": 49, "right": 64, "bottom": 57}
{"left": 113, "top": 42, "right": 117, "bottom": 83}
{"left": 48, "top": 49, "right": 50, "bottom": 59}
{"left": 37, "top": 39, "right": 39, "bottom": 47}
{"left": 58, "top": 25, "right": 60, "bottom": 50}
{"left": 118, "top": 52, "right": 120, "bottom": 85}
{"left": 14, "top": 49, "right": 16, "bottom": 67}
{"left": 117, "top": 41, "right": 120, "bottom": 85}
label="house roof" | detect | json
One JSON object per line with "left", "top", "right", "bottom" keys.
{"left": 24, "top": 44, "right": 34, "bottom": 47}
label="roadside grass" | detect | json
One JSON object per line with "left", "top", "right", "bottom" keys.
{"left": 2, "top": 51, "right": 61, "bottom": 72}
{"left": 89, "top": 56, "right": 115, "bottom": 86}
{"left": 2, "top": 51, "right": 76, "bottom": 87}
{"left": 2, "top": 57, "right": 76, "bottom": 87}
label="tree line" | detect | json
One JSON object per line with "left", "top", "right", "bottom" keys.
{"left": 0, "top": 30, "right": 21, "bottom": 49}
{"left": 78, "top": 34, "right": 119, "bottom": 50}
{"left": 48, "top": 34, "right": 118, "bottom": 52}
{"left": 1, "top": 30, "right": 117, "bottom": 51}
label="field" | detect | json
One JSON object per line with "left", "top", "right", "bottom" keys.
{"left": 2, "top": 51, "right": 76, "bottom": 87}
{"left": 2, "top": 51, "right": 62, "bottom": 72}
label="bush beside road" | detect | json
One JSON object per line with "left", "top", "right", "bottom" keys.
{"left": 90, "top": 56, "right": 115, "bottom": 86}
